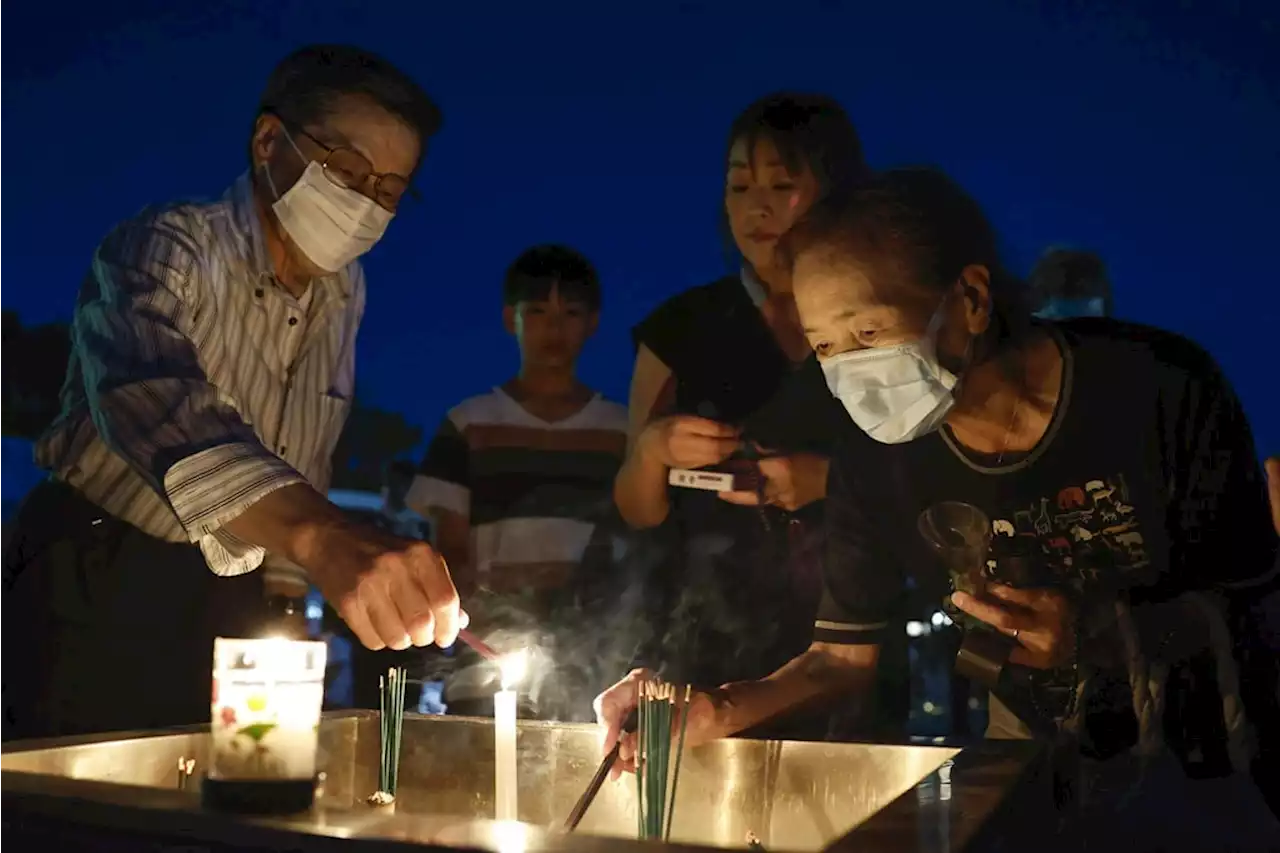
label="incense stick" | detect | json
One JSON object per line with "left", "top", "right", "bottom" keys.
{"left": 665, "top": 684, "right": 692, "bottom": 841}
{"left": 563, "top": 707, "right": 639, "bottom": 832}
{"left": 456, "top": 628, "right": 500, "bottom": 661}
{"left": 379, "top": 666, "right": 408, "bottom": 797}
{"left": 633, "top": 676, "right": 691, "bottom": 841}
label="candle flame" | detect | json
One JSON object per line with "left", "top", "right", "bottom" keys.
{"left": 499, "top": 649, "right": 528, "bottom": 691}
{"left": 494, "top": 819, "right": 530, "bottom": 853}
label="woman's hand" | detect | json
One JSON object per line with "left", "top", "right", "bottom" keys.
{"left": 593, "top": 669, "right": 722, "bottom": 780}
{"left": 719, "top": 452, "right": 829, "bottom": 511}
{"left": 951, "top": 584, "right": 1078, "bottom": 669}
{"left": 1265, "top": 457, "right": 1279, "bottom": 535}
{"left": 639, "top": 415, "right": 741, "bottom": 470}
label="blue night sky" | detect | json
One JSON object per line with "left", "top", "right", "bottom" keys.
{"left": 3, "top": 1, "right": 1277, "bottom": 498}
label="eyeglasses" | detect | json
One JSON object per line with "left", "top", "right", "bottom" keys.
{"left": 272, "top": 113, "right": 417, "bottom": 212}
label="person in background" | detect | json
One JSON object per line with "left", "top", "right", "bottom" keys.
{"left": 2, "top": 44, "right": 464, "bottom": 741}
{"left": 379, "top": 459, "right": 431, "bottom": 540}
{"left": 408, "top": 245, "right": 629, "bottom": 719}
{"left": 612, "top": 92, "right": 907, "bottom": 741}
{"left": 597, "top": 168, "right": 1279, "bottom": 847}
{"left": 1029, "top": 247, "right": 1112, "bottom": 319}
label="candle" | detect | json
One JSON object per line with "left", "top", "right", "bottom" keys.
{"left": 494, "top": 649, "right": 527, "bottom": 822}
{"left": 209, "top": 637, "right": 327, "bottom": 782}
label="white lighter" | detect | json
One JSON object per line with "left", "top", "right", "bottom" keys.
{"left": 668, "top": 468, "right": 736, "bottom": 492}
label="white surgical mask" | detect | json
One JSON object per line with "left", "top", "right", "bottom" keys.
{"left": 821, "top": 301, "right": 964, "bottom": 444}
{"left": 265, "top": 129, "right": 394, "bottom": 273}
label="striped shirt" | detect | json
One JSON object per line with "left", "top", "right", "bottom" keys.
{"left": 406, "top": 387, "right": 627, "bottom": 592}
{"left": 36, "top": 173, "right": 365, "bottom": 577}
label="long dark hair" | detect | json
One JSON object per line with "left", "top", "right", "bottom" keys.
{"left": 720, "top": 93, "right": 870, "bottom": 259}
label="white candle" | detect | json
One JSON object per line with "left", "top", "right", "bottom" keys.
{"left": 494, "top": 649, "right": 527, "bottom": 822}
{"left": 209, "top": 637, "right": 327, "bottom": 782}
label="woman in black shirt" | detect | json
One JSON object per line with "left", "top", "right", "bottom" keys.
{"left": 612, "top": 93, "right": 907, "bottom": 739}
{"left": 598, "top": 168, "right": 1279, "bottom": 843}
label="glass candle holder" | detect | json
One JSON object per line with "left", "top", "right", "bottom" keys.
{"left": 210, "top": 637, "right": 327, "bottom": 782}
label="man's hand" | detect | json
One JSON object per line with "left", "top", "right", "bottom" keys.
{"left": 719, "top": 452, "right": 829, "bottom": 511}
{"left": 223, "top": 483, "right": 466, "bottom": 651}
{"left": 951, "top": 584, "right": 1077, "bottom": 669}
{"left": 593, "top": 668, "right": 721, "bottom": 780}
{"left": 304, "top": 519, "right": 465, "bottom": 652}
{"left": 1265, "top": 457, "right": 1280, "bottom": 536}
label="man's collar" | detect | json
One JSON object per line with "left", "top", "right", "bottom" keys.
{"left": 225, "top": 172, "right": 274, "bottom": 284}
{"left": 224, "top": 171, "right": 353, "bottom": 300}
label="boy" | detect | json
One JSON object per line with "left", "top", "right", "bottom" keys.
{"left": 408, "top": 245, "right": 629, "bottom": 718}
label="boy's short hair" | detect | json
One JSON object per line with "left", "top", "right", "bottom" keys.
{"left": 502, "top": 245, "right": 601, "bottom": 311}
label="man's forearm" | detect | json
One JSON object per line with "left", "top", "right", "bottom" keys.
{"left": 224, "top": 483, "right": 348, "bottom": 569}
{"left": 614, "top": 441, "right": 671, "bottom": 529}
{"left": 716, "top": 644, "right": 875, "bottom": 736}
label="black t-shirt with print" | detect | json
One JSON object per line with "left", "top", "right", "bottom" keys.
{"left": 814, "top": 318, "right": 1278, "bottom": 735}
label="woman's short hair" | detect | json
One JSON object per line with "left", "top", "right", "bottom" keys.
{"left": 780, "top": 166, "right": 1033, "bottom": 354}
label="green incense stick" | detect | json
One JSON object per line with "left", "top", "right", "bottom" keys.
{"left": 665, "top": 684, "right": 692, "bottom": 841}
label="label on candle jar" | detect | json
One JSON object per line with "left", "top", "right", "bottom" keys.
{"left": 210, "top": 638, "right": 327, "bottom": 781}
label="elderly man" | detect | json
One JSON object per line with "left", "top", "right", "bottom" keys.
{"left": 3, "top": 45, "right": 462, "bottom": 741}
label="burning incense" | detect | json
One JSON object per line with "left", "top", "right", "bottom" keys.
{"left": 456, "top": 628, "right": 500, "bottom": 661}
{"left": 373, "top": 666, "right": 407, "bottom": 803}
{"left": 634, "top": 676, "right": 691, "bottom": 841}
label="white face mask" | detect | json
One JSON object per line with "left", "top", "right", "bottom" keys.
{"left": 820, "top": 301, "right": 964, "bottom": 444}
{"left": 266, "top": 130, "right": 394, "bottom": 273}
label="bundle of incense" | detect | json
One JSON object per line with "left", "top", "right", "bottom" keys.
{"left": 374, "top": 666, "right": 408, "bottom": 802}
{"left": 635, "top": 678, "right": 693, "bottom": 841}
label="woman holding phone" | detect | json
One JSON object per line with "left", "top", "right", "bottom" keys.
{"left": 611, "top": 92, "right": 907, "bottom": 739}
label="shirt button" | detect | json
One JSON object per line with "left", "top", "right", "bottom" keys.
{"left": 288, "top": 317, "right": 298, "bottom": 326}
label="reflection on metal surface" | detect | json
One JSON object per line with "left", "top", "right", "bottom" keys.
{"left": 939, "top": 759, "right": 953, "bottom": 802}
{"left": 914, "top": 758, "right": 955, "bottom": 853}
{"left": 3, "top": 713, "right": 969, "bottom": 851}
{"left": 176, "top": 756, "right": 196, "bottom": 791}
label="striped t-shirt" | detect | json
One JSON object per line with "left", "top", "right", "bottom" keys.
{"left": 406, "top": 387, "right": 628, "bottom": 594}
